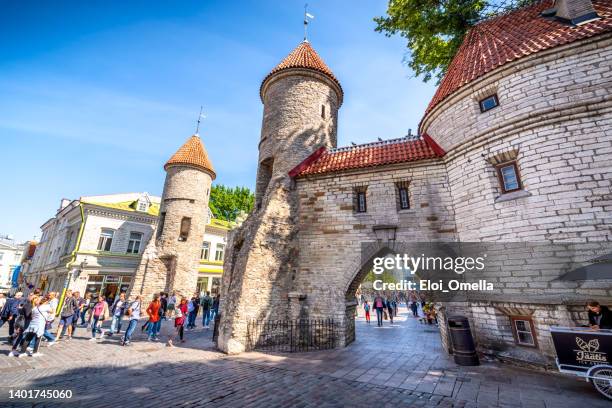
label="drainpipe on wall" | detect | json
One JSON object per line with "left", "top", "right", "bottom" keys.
{"left": 56, "top": 203, "right": 86, "bottom": 315}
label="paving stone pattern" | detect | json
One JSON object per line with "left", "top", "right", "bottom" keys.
{"left": 0, "top": 310, "right": 608, "bottom": 407}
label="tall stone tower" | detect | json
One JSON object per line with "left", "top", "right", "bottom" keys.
{"left": 218, "top": 40, "right": 343, "bottom": 354}
{"left": 131, "top": 134, "right": 215, "bottom": 301}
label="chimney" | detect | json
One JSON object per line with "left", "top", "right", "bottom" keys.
{"left": 59, "top": 198, "right": 71, "bottom": 211}
{"left": 554, "top": 0, "right": 600, "bottom": 25}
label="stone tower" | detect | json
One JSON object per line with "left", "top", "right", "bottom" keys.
{"left": 131, "top": 134, "right": 215, "bottom": 301}
{"left": 218, "top": 40, "right": 343, "bottom": 353}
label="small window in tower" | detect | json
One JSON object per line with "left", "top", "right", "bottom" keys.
{"left": 495, "top": 161, "right": 522, "bottom": 193}
{"left": 157, "top": 212, "right": 166, "bottom": 239}
{"left": 179, "top": 217, "right": 191, "bottom": 241}
{"left": 479, "top": 94, "right": 499, "bottom": 112}
{"left": 321, "top": 105, "right": 326, "bottom": 119}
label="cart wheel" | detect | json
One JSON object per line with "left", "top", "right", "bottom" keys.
{"left": 591, "top": 367, "right": 612, "bottom": 400}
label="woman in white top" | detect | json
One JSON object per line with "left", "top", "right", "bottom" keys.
{"left": 15, "top": 295, "right": 53, "bottom": 357}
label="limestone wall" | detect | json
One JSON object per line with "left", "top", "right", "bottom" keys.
{"left": 255, "top": 71, "right": 340, "bottom": 205}
{"left": 294, "top": 161, "right": 457, "bottom": 336}
{"left": 131, "top": 165, "right": 212, "bottom": 301}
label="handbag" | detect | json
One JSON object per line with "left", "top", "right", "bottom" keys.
{"left": 15, "top": 314, "right": 26, "bottom": 330}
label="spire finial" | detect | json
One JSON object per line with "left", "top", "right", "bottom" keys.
{"left": 303, "top": 4, "right": 314, "bottom": 42}
{"left": 195, "top": 106, "right": 206, "bottom": 135}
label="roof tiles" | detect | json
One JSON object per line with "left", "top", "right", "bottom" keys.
{"left": 165, "top": 135, "right": 216, "bottom": 179}
{"left": 422, "top": 0, "right": 612, "bottom": 123}
{"left": 293, "top": 137, "right": 443, "bottom": 177}
{"left": 261, "top": 41, "right": 342, "bottom": 98}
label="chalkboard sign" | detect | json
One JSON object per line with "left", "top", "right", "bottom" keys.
{"left": 551, "top": 327, "right": 612, "bottom": 369}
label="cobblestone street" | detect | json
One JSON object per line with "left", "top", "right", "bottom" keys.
{"left": 0, "top": 309, "right": 607, "bottom": 407}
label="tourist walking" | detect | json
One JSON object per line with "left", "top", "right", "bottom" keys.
{"left": 146, "top": 294, "right": 162, "bottom": 341}
{"left": 373, "top": 294, "right": 385, "bottom": 327}
{"left": 386, "top": 298, "right": 394, "bottom": 324}
{"left": 69, "top": 291, "right": 82, "bottom": 337}
{"left": 211, "top": 295, "right": 220, "bottom": 322}
{"left": 121, "top": 295, "right": 141, "bottom": 346}
{"left": 200, "top": 291, "right": 212, "bottom": 328}
{"left": 9, "top": 293, "right": 33, "bottom": 355}
{"left": 56, "top": 289, "right": 77, "bottom": 341}
{"left": 167, "top": 291, "right": 177, "bottom": 319}
{"left": 186, "top": 296, "right": 197, "bottom": 329}
{"left": 363, "top": 300, "right": 371, "bottom": 324}
{"left": 0, "top": 291, "right": 24, "bottom": 340}
{"left": 159, "top": 292, "right": 168, "bottom": 321}
{"left": 80, "top": 293, "right": 91, "bottom": 325}
{"left": 11, "top": 295, "right": 53, "bottom": 357}
{"left": 109, "top": 293, "right": 126, "bottom": 335}
{"left": 167, "top": 297, "right": 188, "bottom": 347}
{"left": 89, "top": 295, "right": 110, "bottom": 341}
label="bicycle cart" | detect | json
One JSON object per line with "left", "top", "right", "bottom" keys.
{"left": 551, "top": 326, "right": 612, "bottom": 399}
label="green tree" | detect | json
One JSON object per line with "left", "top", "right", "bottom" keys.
{"left": 209, "top": 185, "right": 254, "bottom": 222}
{"left": 375, "top": 0, "right": 534, "bottom": 83}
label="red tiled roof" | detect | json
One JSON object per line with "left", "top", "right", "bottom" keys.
{"left": 421, "top": 0, "right": 612, "bottom": 126}
{"left": 292, "top": 137, "right": 444, "bottom": 177}
{"left": 165, "top": 135, "right": 216, "bottom": 179}
{"left": 261, "top": 40, "right": 343, "bottom": 99}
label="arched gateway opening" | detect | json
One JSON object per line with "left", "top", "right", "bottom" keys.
{"left": 341, "top": 240, "right": 427, "bottom": 347}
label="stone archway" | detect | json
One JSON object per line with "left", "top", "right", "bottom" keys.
{"left": 342, "top": 241, "right": 399, "bottom": 346}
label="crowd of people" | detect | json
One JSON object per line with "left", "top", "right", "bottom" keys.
{"left": 359, "top": 291, "right": 438, "bottom": 327}
{"left": 0, "top": 289, "right": 221, "bottom": 357}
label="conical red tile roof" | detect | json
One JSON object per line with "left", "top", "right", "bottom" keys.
{"left": 164, "top": 135, "right": 216, "bottom": 179}
{"left": 261, "top": 41, "right": 343, "bottom": 101}
{"left": 421, "top": 0, "right": 612, "bottom": 130}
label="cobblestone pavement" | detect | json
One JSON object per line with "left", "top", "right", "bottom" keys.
{"left": 0, "top": 309, "right": 608, "bottom": 407}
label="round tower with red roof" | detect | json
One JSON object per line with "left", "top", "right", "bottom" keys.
{"left": 255, "top": 40, "right": 343, "bottom": 208}
{"left": 132, "top": 134, "right": 215, "bottom": 300}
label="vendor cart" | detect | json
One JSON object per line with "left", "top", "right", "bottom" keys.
{"left": 551, "top": 326, "right": 612, "bottom": 399}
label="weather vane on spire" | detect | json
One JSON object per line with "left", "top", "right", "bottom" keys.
{"left": 195, "top": 106, "right": 206, "bottom": 135}
{"left": 303, "top": 4, "right": 315, "bottom": 42}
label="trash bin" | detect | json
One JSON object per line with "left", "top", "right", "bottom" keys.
{"left": 448, "top": 316, "right": 479, "bottom": 366}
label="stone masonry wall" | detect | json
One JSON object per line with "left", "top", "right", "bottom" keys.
{"left": 422, "top": 35, "right": 612, "bottom": 363}
{"left": 218, "top": 71, "right": 340, "bottom": 354}
{"left": 294, "top": 161, "right": 457, "bottom": 342}
{"left": 131, "top": 165, "right": 212, "bottom": 301}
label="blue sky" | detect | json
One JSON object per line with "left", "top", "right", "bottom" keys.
{"left": 1, "top": 0, "right": 437, "bottom": 242}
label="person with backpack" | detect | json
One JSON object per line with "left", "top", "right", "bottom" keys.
{"left": 200, "top": 291, "right": 212, "bottom": 328}
{"left": 108, "top": 293, "right": 126, "bottom": 335}
{"left": 386, "top": 298, "right": 394, "bottom": 325}
{"left": 89, "top": 295, "right": 110, "bottom": 341}
{"left": 122, "top": 295, "right": 141, "bottom": 346}
{"left": 146, "top": 294, "right": 162, "bottom": 341}
{"left": 159, "top": 292, "right": 168, "bottom": 321}
{"left": 9, "top": 292, "right": 33, "bottom": 354}
{"left": 56, "top": 289, "right": 77, "bottom": 341}
{"left": 1, "top": 292, "right": 24, "bottom": 340}
{"left": 12, "top": 295, "right": 54, "bottom": 357}
{"left": 70, "top": 291, "right": 82, "bottom": 337}
{"left": 167, "top": 297, "right": 188, "bottom": 347}
{"left": 363, "top": 300, "right": 371, "bottom": 324}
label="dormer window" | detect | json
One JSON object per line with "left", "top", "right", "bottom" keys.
{"left": 479, "top": 94, "right": 499, "bottom": 112}
{"left": 137, "top": 200, "right": 148, "bottom": 212}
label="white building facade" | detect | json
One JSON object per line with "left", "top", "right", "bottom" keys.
{"left": 25, "top": 193, "right": 230, "bottom": 301}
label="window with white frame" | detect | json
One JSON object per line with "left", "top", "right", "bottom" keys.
{"left": 127, "top": 232, "right": 143, "bottom": 254}
{"left": 510, "top": 316, "right": 537, "bottom": 347}
{"left": 201, "top": 241, "right": 210, "bottom": 260}
{"left": 214, "top": 243, "right": 225, "bottom": 261}
{"left": 97, "top": 229, "right": 114, "bottom": 252}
